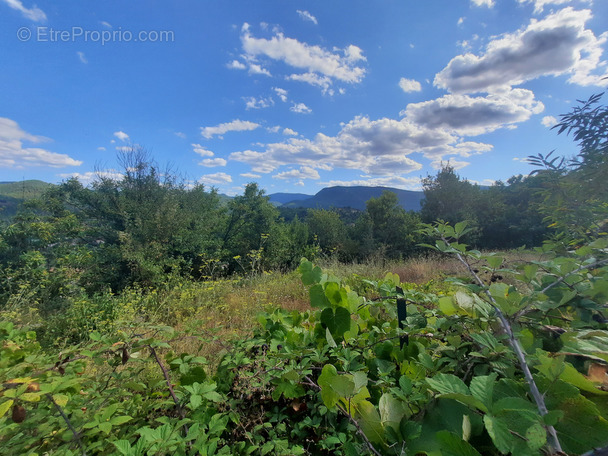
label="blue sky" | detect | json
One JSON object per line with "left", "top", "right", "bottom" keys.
{"left": 1, "top": 0, "right": 607, "bottom": 195}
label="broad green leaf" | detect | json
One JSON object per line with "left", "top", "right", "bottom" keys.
{"left": 325, "top": 282, "right": 348, "bottom": 308}
{"left": 0, "top": 400, "right": 14, "bottom": 418}
{"left": 190, "top": 394, "right": 202, "bottom": 409}
{"left": 326, "top": 327, "right": 337, "bottom": 348}
{"left": 483, "top": 414, "right": 513, "bottom": 454}
{"left": 439, "top": 393, "right": 488, "bottom": 413}
{"left": 309, "top": 284, "right": 330, "bottom": 308}
{"left": 112, "top": 440, "right": 132, "bottom": 456}
{"left": 525, "top": 422, "right": 546, "bottom": 451}
{"left": 438, "top": 296, "right": 458, "bottom": 316}
{"left": 469, "top": 373, "right": 497, "bottom": 410}
{"left": 379, "top": 393, "right": 408, "bottom": 433}
{"left": 52, "top": 393, "right": 69, "bottom": 407}
{"left": 427, "top": 374, "right": 470, "bottom": 396}
{"left": 354, "top": 399, "right": 385, "bottom": 445}
{"left": 320, "top": 306, "right": 351, "bottom": 338}
{"left": 98, "top": 421, "right": 112, "bottom": 434}
{"left": 20, "top": 392, "right": 41, "bottom": 402}
{"left": 436, "top": 430, "right": 482, "bottom": 456}
{"left": 318, "top": 365, "right": 355, "bottom": 408}
{"left": 110, "top": 415, "right": 133, "bottom": 426}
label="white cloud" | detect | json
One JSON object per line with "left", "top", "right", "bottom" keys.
{"left": 402, "top": 89, "right": 544, "bottom": 136}
{"left": 1, "top": 0, "right": 46, "bottom": 21}
{"left": 248, "top": 63, "right": 272, "bottom": 76}
{"left": 0, "top": 117, "right": 82, "bottom": 168}
{"left": 175, "top": 132, "right": 186, "bottom": 139}
{"left": 274, "top": 87, "right": 288, "bottom": 102}
{"left": 240, "top": 172, "right": 261, "bottom": 179}
{"left": 320, "top": 176, "right": 423, "bottom": 191}
{"left": 199, "top": 172, "right": 233, "bottom": 186}
{"left": 458, "top": 17, "right": 465, "bottom": 26}
{"left": 516, "top": 0, "right": 574, "bottom": 14}
{"left": 116, "top": 146, "right": 133, "bottom": 152}
{"left": 243, "top": 96, "right": 274, "bottom": 110}
{"left": 77, "top": 51, "right": 88, "bottom": 64}
{"left": 471, "top": 0, "right": 495, "bottom": 7}
{"left": 297, "top": 10, "right": 318, "bottom": 25}
{"left": 201, "top": 119, "right": 261, "bottom": 139}
{"left": 240, "top": 23, "right": 366, "bottom": 91}
{"left": 399, "top": 78, "right": 422, "bottom": 93}
{"left": 283, "top": 128, "right": 298, "bottom": 136}
{"left": 58, "top": 170, "right": 123, "bottom": 185}
{"left": 100, "top": 21, "right": 112, "bottom": 28}
{"left": 541, "top": 115, "right": 558, "bottom": 127}
{"left": 227, "top": 59, "right": 247, "bottom": 70}
{"left": 290, "top": 102, "right": 312, "bottom": 114}
{"left": 97, "top": 146, "right": 106, "bottom": 151}
{"left": 199, "top": 158, "right": 227, "bottom": 167}
{"left": 192, "top": 143, "right": 214, "bottom": 157}
{"left": 287, "top": 72, "right": 333, "bottom": 94}
{"left": 266, "top": 125, "right": 281, "bottom": 134}
{"left": 113, "top": 131, "right": 129, "bottom": 142}
{"left": 435, "top": 8, "right": 608, "bottom": 93}
{"left": 273, "top": 166, "right": 320, "bottom": 180}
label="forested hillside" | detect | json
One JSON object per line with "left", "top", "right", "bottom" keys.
{"left": 0, "top": 95, "right": 607, "bottom": 455}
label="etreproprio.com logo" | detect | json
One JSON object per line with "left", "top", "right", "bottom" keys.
{"left": 17, "top": 26, "right": 175, "bottom": 45}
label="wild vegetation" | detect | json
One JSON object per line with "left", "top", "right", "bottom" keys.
{"left": 0, "top": 94, "right": 607, "bottom": 455}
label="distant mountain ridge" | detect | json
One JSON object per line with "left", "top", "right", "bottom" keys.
{"left": 0, "top": 180, "right": 54, "bottom": 219}
{"left": 269, "top": 186, "right": 424, "bottom": 212}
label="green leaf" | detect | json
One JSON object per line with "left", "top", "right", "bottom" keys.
{"left": 469, "top": 373, "right": 497, "bottom": 410}
{"left": 353, "top": 399, "right": 385, "bottom": 445}
{"left": 318, "top": 364, "right": 355, "bottom": 408}
{"left": 525, "top": 422, "right": 546, "bottom": 451}
{"left": 98, "top": 421, "right": 112, "bottom": 434}
{"left": 110, "top": 415, "right": 133, "bottom": 426}
{"left": 438, "top": 296, "right": 457, "bottom": 316}
{"left": 320, "top": 306, "right": 351, "bottom": 338}
{"left": 324, "top": 282, "right": 348, "bottom": 308}
{"left": 189, "top": 394, "right": 202, "bottom": 409}
{"left": 483, "top": 415, "right": 513, "bottom": 454}
{"left": 379, "top": 393, "right": 408, "bottom": 433}
{"left": 112, "top": 440, "right": 133, "bottom": 456}
{"left": 20, "top": 392, "right": 41, "bottom": 402}
{"left": 0, "top": 400, "right": 14, "bottom": 418}
{"left": 436, "top": 430, "right": 483, "bottom": 456}
{"left": 427, "top": 374, "right": 470, "bottom": 396}
{"left": 310, "top": 284, "right": 330, "bottom": 308}
{"left": 52, "top": 393, "right": 69, "bottom": 407}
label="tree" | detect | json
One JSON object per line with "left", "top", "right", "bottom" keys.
{"left": 306, "top": 209, "right": 347, "bottom": 255}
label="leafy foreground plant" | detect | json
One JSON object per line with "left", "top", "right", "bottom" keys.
{"left": 2, "top": 247, "right": 608, "bottom": 455}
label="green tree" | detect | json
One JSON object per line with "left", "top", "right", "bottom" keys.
{"left": 306, "top": 209, "right": 347, "bottom": 255}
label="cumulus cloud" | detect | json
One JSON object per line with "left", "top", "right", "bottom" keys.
{"left": 192, "top": 143, "right": 214, "bottom": 157}
{"left": 290, "top": 102, "right": 312, "bottom": 114}
{"left": 199, "top": 172, "right": 232, "bottom": 186}
{"left": 402, "top": 89, "right": 544, "bottom": 136}
{"left": 471, "top": 0, "right": 495, "bottom": 7}
{"left": 435, "top": 8, "right": 608, "bottom": 93}
{"left": 199, "top": 158, "right": 227, "bottom": 167}
{"left": 201, "top": 119, "right": 261, "bottom": 139}
{"left": 1, "top": 0, "right": 46, "bottom": 21}
{"left": 243, "top": 96, "right": 274, "bottom": 110}
{"left": 542, "top": 115, "right": 558, "bottom": 127}
{"left": 399, "top": 78, "right": 422, "bottom": 93}
{"left": 274, "top": 87, "right": 288, "bottom": 102}
{"left": 517, "top": 0, "right": 575, "bottom": 14}
{"left": 297, "top": 10, "right": 318, "bottom": 25}
{"left": 320, "top": 176, "right": 423, "bottom": 191}
{"left": 283, "top": 128, "right": 298, "bottom": 136}
{"left": 58, "top": 170, "right": 123, "bottom": 185}
{"left": 0, "top": 117, "right": 82, "bottom": 168}
{"left": 113, "top": 131, "right": 129, "bottom": 142}
{"left": 230, "top": 115, "right": 482, "bottom": 176}
{"left": 227, "top": 59, "right": 247, "bottom": 70}
{"left": 240, "top": 172, "right": 261, "bottom": 179}
{"left": 273, "top": 166, "right": 320, "bottom": 180}
{"left": 240, "top": 23, "right": 366, "bottom": 91}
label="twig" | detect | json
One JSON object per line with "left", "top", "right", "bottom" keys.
{"left": 441, "top": 236, "right": 564, "bottom": 454}
{"left": 148, "top": 345, "right": 184, "bottom": 418}
{"left": 541, "top": 258, "right": 608, "bottom": 295}
{"left": 46, "top": 393, "right": 87, "bottom": 456}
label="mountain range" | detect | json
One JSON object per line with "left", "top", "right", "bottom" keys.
{"left": 268, "top": 186, "right": 424, "bottom": 212}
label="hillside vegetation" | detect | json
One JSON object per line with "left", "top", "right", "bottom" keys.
{"left": 0, "top": 96, "right": 607, "bottom": 455}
